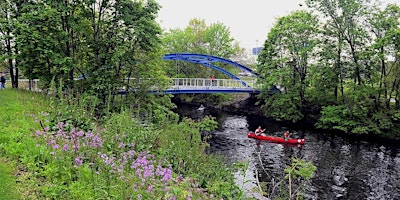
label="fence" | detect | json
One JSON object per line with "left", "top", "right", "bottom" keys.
{"left": 17, "top": 79, "right": 40, "bottom": 91}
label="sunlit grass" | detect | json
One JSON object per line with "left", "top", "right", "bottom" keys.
{"left": 0, "top": 89, "right": 49, "bottom": 200}
{"left": 0, "top": 158, "right": 20, "bottom": 200}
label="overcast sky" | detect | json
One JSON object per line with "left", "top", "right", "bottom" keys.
{"left": 156, "top": 0, "right": 400, "bottom": 51}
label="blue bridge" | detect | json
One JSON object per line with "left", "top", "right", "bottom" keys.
{"left": 18, "top": 53, "right": 265, "bottom": 95}
{"left": 159, "top": 53, "right": 261, "bottom": 94}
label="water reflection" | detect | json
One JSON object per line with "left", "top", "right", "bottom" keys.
{"left": 173, "top": 103, "right": 400, "bottom": 200}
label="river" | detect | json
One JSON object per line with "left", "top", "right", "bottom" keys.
{"left": 173, "top": 103, "right": 400, "bottom": 200}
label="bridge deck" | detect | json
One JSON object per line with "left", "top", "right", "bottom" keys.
{"left": 156, "top": 78, "right": 259, "bottom": 94}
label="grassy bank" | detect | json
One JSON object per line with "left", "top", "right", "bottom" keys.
{"left": 0, "top": 89, "right": 244, "bottom": 199}
{"left": 0, "top": 158, "right": 20, "bottom": 200}
{"left": 0, "top": 89, "right": 48, "bottom": 199}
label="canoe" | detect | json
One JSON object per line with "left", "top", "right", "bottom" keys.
{"left": 247, "top": 132, "right": 305, "bottom": 145}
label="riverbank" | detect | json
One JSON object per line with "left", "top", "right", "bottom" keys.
{"left": 172, "top": 94, "right": 400, "bottom": 144}
{"left": 217, "top": 94, "right": 264, "bottom": 116}
{"left": 172, "top": 94, "right": 264, "bottom": 116}
{"left": 0, "top": 89, "right": 245, "bottom": 199}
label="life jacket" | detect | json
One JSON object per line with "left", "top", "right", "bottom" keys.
{"left": 284, "top": 131, "right": 289, "bottom": 138}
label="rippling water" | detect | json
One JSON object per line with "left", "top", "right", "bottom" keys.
{"left": 174, "top": 103, "right": 400, "bottom": 200}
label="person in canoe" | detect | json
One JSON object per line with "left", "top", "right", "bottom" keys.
{"left": 283, "top": 131, "right": 290, "bottom": 141}
{"left": 255, "top": 126, "right": 266, "bottom": 136}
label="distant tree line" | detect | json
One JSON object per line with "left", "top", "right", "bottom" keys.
{"left": 257, "top": 0, "right": 400, "bottom": 137}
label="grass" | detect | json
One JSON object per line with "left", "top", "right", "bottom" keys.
{"left": 0, "top": 89, "right": 49, "bottom": 199}
{"left": 0, "top": 88, "right": 245, "bottom": 199}
{"left": 0, "top": 158, "right": 20, "bottom": 200}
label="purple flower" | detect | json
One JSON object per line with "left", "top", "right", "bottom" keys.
{"left": 143, "top": 164, "right": 154, "bottom": 179}
{"left": 156, "top": 164, "right": 164, "bottom": 176}
{"left": 47, "top": 139, "right": 56, "bottom": 145}
{"left": 136, "top": 168, "right": 143, "bottom": 179}
{"left": 138, "top": 194, "right": 142, "bottom": 200}
{"left": 177, "top": 174, "right": 183, "bottom": 183}
{"left": 118, "top": 164, "right": 124, "bottom": 173}
{"left": 56, "top": 129, "right": 64, "bottom": 137}
{"left": 50, "top": 152, "right": 55, "bottom": 155}
{"left": 52, "top": 144, "right": 60, "bottom": 150}
{"left": 62, "top": 144, "right": 69, "bottom": 151}
{"left": 75, "top": 130, "right": 84, "bottom": 137}
{"left": 118, "top": 142, "right": 125, "bottom": 148}
{"left": 74, "top": 156, "right": 83, "bottom": 166}
{"left": 36, "top": 131, "right": 42, "bottom": 136}
{"left": 148, "top": 185, "right": 153, "bottom": 192}
{"left": 100, "top": 154, "right": 115, "bottom": 166}
{"left": 91, "top": 134, "right": 103, "bottom": 148}
{"left": 57, "top": 122, "right": 64, "bottom": 129}
{"left": 168, "top": 196, "right": 176, "bottom": 200}
{"left": 73, "top": 144, "right": 80, "bottom": 150}
{"left": 128, "top": 150, "right": 135, "bottom": 159}
{"left": 163, "top": 166, "right": 173, "bottom": 183}
{"left": 187, "top": 196, "right": 191, "bottom": 200}
{"left": 86, "top": 132, "right": 93, "bottom": 138}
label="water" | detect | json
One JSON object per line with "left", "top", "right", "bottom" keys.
{"left": 174, "top": 103, "right": 400, "bottom": 200}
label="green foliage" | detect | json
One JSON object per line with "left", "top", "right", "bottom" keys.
{"left": 162, "top": 18, "right": 242, "bottom": 79}
{"left": 255, "top": 0, "right": 400, "bottom": 136}
{"left": 198, "top": 115, "right": 218, "bottom": 132}
{"left": 0, "top": 88, "right": 243, "bottom": 200}
{"left": 47, "top": 80, "right": 97, "bottom": 132}
{"left": 257, "top": 10, "right": 318, "bottom": 123}
{"left": 284, "top": 158, "right": 316, "bottom": 180}
{"left": 317, "top": 103, "right": 395, "bottom": 135}
{"left": 102, "top": 110, "right": 157, "bottom": 152}
{"left": 261, "top": 93, "right": 304, "bottom": 122}
{"left": 11, "top": 0, "right": 167, "bottom": 114}
{"left": 281, "top": 158, "right": 316, "bottom": 200}
{"left": 157, "top": 117, "right": 243, "bottom": 199}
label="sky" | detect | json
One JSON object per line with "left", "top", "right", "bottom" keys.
{"left": 156, "top": 0, "right": 400, "bottom": 51}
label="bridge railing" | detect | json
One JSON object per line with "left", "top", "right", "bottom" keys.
{"left": 16, "top": 78, "right": 261, "bottom": 93}
{"left": 170, "top": 78, "right": 258, "bottom": 89}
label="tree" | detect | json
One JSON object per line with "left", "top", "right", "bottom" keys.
{"left": 162, "top": 18, "right": 242, "bottom": 79}
{"left": 0, "top": 0, "right": 23, "bottom": 88}
{"left": 306, "top": 0, "right": 400, "bottom": 135}
{"left": 367, "top": 4, "right": 400, "bottom": 109}
{"left": 12, "top": 0, "right": 174, "bottom": 119}
{"left": 306, "top": 0, "right": 373, "bottom": 87}
{"left": 257, "top": 11, "right": 319, "bottom": 122}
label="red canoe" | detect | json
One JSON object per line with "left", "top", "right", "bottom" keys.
{"left": 247, "top": 132, "right": 305, "bottom": 145}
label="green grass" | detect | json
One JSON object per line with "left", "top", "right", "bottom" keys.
{"left": 0, "top": 89, "right": 49, "bottom": 199}
{"left": 0, "top": 158, "right": 20, "bottom": 200}
{"left": 0, "top": 88, "right": 245, "bottom": 199}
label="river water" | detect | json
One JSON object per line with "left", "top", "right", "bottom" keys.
{"left": 174, "top": 103, "right": 400, "bottom": 200}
